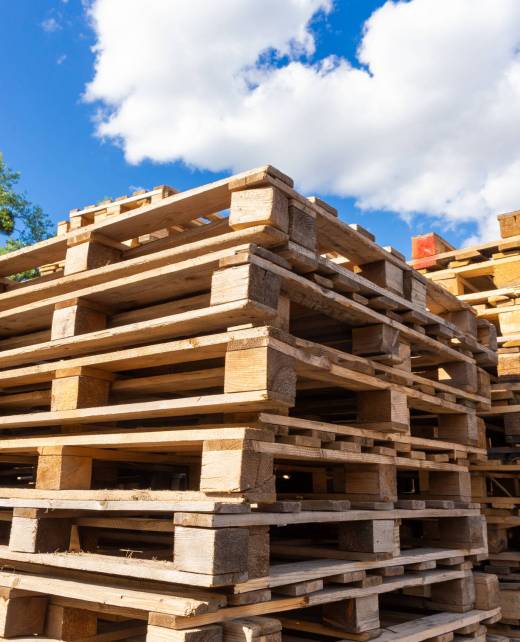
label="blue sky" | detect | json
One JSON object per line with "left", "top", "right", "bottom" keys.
{"left": 1, "top": 0, "right": 517, "bottom": 256}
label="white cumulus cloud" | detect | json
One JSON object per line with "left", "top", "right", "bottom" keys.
{"left": 84, "top": 0, "right": 520, "bottom": 241}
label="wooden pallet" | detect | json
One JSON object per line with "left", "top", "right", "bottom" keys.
{"left": 284, "top": 607, "right": 500, "bottom": 642}
{"left": 0, "top": 566, "right": 499, "bottom": 640}
{"left": 0, "top": 506, "right": 486, "bottom": 584}
{"left": 0, "top": 166, "right": 498, "bottom": 638}
{"left": 411, "top": 215, "right": 520, "bottom": 633}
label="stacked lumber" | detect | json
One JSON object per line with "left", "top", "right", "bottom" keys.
{"left": 0, "top": 166, "right": 499, "bottom": 641}
{"left": 411, "top": 211, "right": 520, "bottom": 638}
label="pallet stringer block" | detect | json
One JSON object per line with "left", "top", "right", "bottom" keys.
{"left": 438, "top": 412, "right": 483, "bottom": 447}
{"left": 437, "top": 516, "right": 488, "bottom": 552}
{"left": 36, "top": 445, "right": 93, "bottom": 490}
{"left": 63, "top": 231, "right": 124, "bottom": 276}
{"left": 0, "top": 587, "right": 48, "bottom": 637}
{"left": 323, "top": 594, "right": 380, "bottom": 633}
{"left": 224, "top": 339, "right": 296, "bottom": 406}
{"left": 51, "top": 298, "right": 108, "bottom": 341}
{"left": 425, "top": 470, "right": 473, "bottom": 503}
{"left": 357, "top": 389, "right": 410, "bottom": 433}
{"left": 228, "top": 186, "right": 319, "bottom": 273}
{"left": 45, "top": 603, "right": 97, "bottom": 640}
{"left": 338, "top": 519, "right": 398, "bottom": 555}
{"left": 429, "top": 272, "right": 466, "bottom": 296}
{"left": 51, "top": 366, "right": 113, "bottom": 411}
{"left": 211, "top": 258, "right": 282, "bottom": 311}
{"left": 357, "top": 259, "right": 405, "bottom": 297}
{"left": 229, "top": 186, "right": 289, "bottom": 234}
{"left": 352, "top": 324, "right": 402, "bottom": 361}
{"left": 173, "top": 526, "right": 249, "bottom": 579}
{"left": 334, "top": 463, "right": 398, "bottom": 504}
{"left": 438, "top": 361, "right": 479, "bottom": 394}
{"left": 430, "top": 575, "right": 476, "bottom": 613}
{"left": 199, "top": 438, "right": 276, "bottom": 502}
{"left": 9, "top": 508, "right": 73, "bottom": 553}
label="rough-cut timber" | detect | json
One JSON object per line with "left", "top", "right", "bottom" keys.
{"left": 0, "top": 167, "right": 499, "bottom": 641}
{"left": 411, "top": 212, "right": 520, "bottom": 639}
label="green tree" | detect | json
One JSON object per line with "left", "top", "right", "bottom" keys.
{"left": 0, "top": 153, "right": 52, "bottom": 244}
{"left": 0, "top": 153, "right": 53, "bottom": 279}
{"left": 0, "top": 155, "right": 24, "bottom": 235}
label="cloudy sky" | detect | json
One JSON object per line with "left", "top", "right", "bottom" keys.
{"left": 2, "top": 0, "right": 520, "bottom": 254}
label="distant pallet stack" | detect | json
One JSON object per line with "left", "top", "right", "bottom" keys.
{"left": 411, "top": 211, "right": 520, "bottom": 638}
{"left": 0, "top": 166, "right": 499, "bottom": 641}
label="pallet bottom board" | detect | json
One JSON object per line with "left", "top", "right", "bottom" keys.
{"left": 0, "top": 567, "right": 473, "bottom": 628}
{"left": 0, "top": 545, "right": 485, "bottom": 590}
{"left": 282, "top": 608, "right": 500, "bottom": 642}
{"left": 233, "top": 546, "right": 485, "bottom": 593}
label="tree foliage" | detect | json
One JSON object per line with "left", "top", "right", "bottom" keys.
{"left": 0, "top": 153, "right": 52, "bottom": 244}
{"left": 0, "top": 153, "right": 53, "bottom": 280}
{"left": 0, "top": 156, "right": 24, "bottom": 235}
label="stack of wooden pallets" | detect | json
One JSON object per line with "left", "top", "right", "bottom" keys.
{"left": 0, "top": 166, "right": 500, "bottom": 642}
{"left": 412, "top": 212, "right": 520, "bottom": 639}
